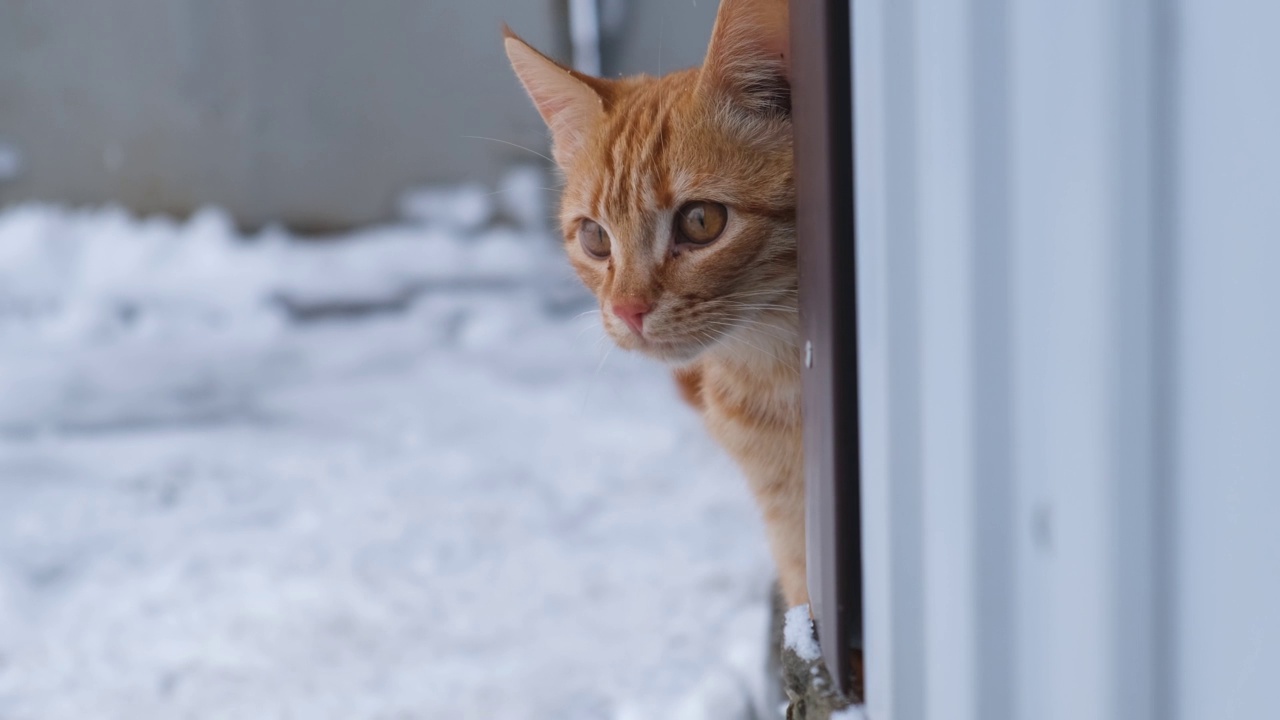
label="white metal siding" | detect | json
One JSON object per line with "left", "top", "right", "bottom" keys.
{"left": 1176, "top": 3, "right": 1280, "bottom": 718}
{"left": 854, "top": 1, "right": 1280, "bottom": 718}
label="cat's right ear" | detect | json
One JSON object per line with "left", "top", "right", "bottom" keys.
{"left": 504, "top": 27, "right": 606, "bottom": 164}
{"left": 700, "top": 0, "right": 790, "bottom": 117}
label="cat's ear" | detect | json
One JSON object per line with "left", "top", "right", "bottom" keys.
{"left": 504, "top": 27, "right": 607, "bottom": 164}
{"left": 700, "top": 0, "right": 791, "bottom": 116}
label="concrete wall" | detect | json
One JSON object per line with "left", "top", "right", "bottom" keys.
{"left": 0, "top": 1, "right": 567, "bottom": 229}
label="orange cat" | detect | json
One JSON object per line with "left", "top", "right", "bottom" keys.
{"left": 504, "top": 0, "right": 805, "bottom": 606}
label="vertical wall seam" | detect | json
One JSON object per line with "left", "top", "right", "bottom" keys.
{"left": 969, "top": 0, "right": 1014, "bottom": 718}
{"left": 1150, "top": 0, "right": 1179, "bottom": 717}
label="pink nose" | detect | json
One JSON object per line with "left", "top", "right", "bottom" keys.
{"left": 611, "top": 298, "right": 652, "bottom": 335}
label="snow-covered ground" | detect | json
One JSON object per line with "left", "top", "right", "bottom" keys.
{"left": 0, "top": 172, "right": 777, "bottom": 720}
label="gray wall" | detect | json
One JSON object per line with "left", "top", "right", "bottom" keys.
{"left": 602, "top": 0, "right": 718, "bottom": 77}
{"left": 0, "top": 1, "right": 566, "bottom": 229}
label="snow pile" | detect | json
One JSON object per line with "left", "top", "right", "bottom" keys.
{"left": 397, "top": 183, "right": 494, "bottom": 232}
{"left": 0, "top": 177, "right": 774, "bottom": 720}
{"left": 0, "top": 200, "right": 551, "bottom": 344}
{"left": 783, "top": 605, "right": 821, "bottom": 662}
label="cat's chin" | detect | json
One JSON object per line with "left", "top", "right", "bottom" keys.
{"left": 641, "top": 344, "right": 707, "bottom": 366}
{"left": 613, "top": 334, "right": 708, "bottom": 365}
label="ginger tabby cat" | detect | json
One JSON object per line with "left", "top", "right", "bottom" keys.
{"left": 505, "top": 0, "right": 806, "bottom": 607}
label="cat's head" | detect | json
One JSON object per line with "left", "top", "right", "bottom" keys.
{"left": 505, "top": 0, "right": 795, "bottom": 365}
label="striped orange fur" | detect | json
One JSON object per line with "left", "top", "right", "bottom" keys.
{"left": 505, "top": 0, "right": 807, "bottom": 606}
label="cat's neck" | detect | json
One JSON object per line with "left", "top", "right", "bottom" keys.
{"left": 706, "top": 306, "right": 801, "bottom": 366}
{"left": 699, "top": 308, "right": 804, "bottom": 416}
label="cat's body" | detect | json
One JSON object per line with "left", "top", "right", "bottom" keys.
{"left": 505, "top": 0, "right": 807, "bottom": 606}
{"left": 678, "top": 338, "right": 806, "bottom": 607}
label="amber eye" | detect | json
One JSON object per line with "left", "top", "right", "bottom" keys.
{"left": 675, "top": 201, "right": 728, "bottom": 245}
{"left": 578, "top": 219, "right": 611, "bottom": 259}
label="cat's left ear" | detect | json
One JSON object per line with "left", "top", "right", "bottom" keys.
{"left": 700, "top": 0, "right": 791, "bottom": 116}
{"left": 504, "top": 27, "right": 608, "bottom": 165}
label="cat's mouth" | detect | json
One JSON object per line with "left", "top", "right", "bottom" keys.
{"left": 604, "top": 307, "right": 758, "bottom": 364}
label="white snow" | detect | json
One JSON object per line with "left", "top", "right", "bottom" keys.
{"left": 783, "top": 605, "right": 821, "bottom": 663}
{"left": 0, "top": 176, "right": 775, "bottom": 719}
{"left": 397, "top": 182, "right": 494, "bottom": 233}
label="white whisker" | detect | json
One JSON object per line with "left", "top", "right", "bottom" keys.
{"left": 697, "top": 314, "right": 799, "bottom": 343}
{"left": 716, "top": 302, "right": 799, "bottom": 314}
{"left": 576, "top": 323, "right": 603, "bottom": 341}
{"left": 581, "top": 343, "right": 616, "bottom": 411}
{"left": 484, "top": 186, "right": 565, "bottom": 197}
{"left": 698, "top": 320, "right": 800, "bottom": 374}
{"left": 462, "top": 135, "right": 555, "bottom": 164}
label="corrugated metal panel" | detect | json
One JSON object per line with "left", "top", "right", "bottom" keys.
{"left": 853, "top": 0, "right": 1173, "bottom": 717}
{"left": 855, "top": 1, "right": 1280, "bottom": 718}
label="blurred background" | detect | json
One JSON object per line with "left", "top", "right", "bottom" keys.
{"left": 0, "top": 2, "right": 784, "bottom": 719}
{"left": 0, "top": 0, "right": 719, "bottom": 229}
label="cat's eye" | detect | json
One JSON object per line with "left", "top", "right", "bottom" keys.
{"left": 675, "top": 201, "right": 728, "bottom": 245}
{"left": 578, "top": 219, "right": 611, "bottom": 259}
